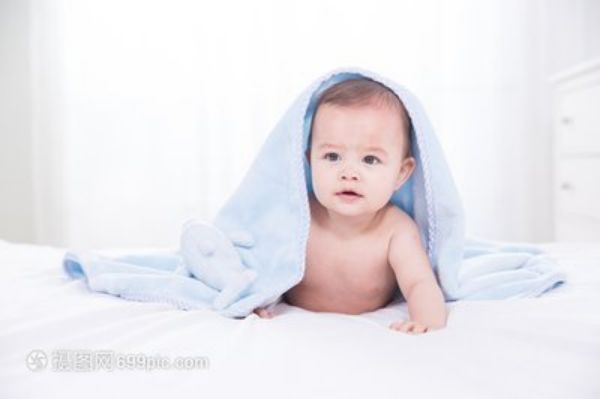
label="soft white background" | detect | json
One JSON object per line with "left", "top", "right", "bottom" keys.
{"left": 1, "top": 0, "right": 599, "bottom": 249}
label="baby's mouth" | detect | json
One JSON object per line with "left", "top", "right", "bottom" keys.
{"left": 335, "top": 190, "right": 363, "bottom": 198}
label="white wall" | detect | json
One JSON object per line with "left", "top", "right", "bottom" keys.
{"left": 542, "top": 0, "right": 600, "bottom": 76}
{"left": 0, "top": 0, "right": 34, "bottom": 243}
{"left": 2, "top": 0, "right": 599, "bottom": 248}
{"left": 436, "top": 1, "right": 546, "bottom": 241}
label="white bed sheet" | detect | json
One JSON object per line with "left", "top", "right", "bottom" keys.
{"left": 0, "top": 240, "right": 599, "bottom": 399}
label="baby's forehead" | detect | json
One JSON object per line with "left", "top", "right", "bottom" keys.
{"left": 310, "top": 101, "right": 411, "bottom": 156}
{"left": 316, "top": 100, "right": 409, "bottom": 128}
{"left": 313, "top": 102, "right": 409, "bottom": 136}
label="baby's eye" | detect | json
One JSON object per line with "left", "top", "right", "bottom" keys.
{"left": 324, "top": 152, "right": 340, "bottom": 162}
{"left": 363, "top": 155, "right": 381, "bottom": 165}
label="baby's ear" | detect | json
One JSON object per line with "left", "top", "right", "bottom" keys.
{"left": 394, "top": 157, "right": 416, "bottom": 190}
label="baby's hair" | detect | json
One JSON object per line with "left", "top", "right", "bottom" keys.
{"left": 312, "top": 77, "right": 412, "bottom": 157}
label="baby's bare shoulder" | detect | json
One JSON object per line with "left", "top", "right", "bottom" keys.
{"left": 383, "top": 205, "right": 423, "bottom": 256}
{"left": 384, "top": 205, "right": 418, "bottom": 233}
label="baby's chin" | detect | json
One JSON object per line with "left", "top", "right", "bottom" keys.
{"left": 326, "top": 201, "right": 382, "bottom": 217}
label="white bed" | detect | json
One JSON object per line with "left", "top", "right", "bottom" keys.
{"left": 0, "top": 240, "right": 599, "bottom": 399}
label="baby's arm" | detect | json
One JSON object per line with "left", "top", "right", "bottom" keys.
{"left": 388, "top": 218, "right": 447, "bottom": 334}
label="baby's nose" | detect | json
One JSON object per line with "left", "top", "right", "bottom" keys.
{"left": 340, "top": 169, "right": 360, "bottom": 181}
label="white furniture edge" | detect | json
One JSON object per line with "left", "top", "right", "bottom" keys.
{"left": 550, "top": 58, "right": 600, "bottom": 85}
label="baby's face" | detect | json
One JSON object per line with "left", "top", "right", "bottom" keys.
{"left": 308, "top": 102, "right": 415, "bottom": 217}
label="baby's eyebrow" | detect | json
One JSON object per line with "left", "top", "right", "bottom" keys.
{"left": 318, "top": 143, "right": 344, "bottom": 150}
{"left": 363, "top": 146, "right": 388, "bottom": 155}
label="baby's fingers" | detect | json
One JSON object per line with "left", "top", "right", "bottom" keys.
{"left": 254, "top": 307, "right": 273, "bottom": 319}
{"left": 412, "top": 323, "right": 429, "bottom": 334}
{"left": 389, "top": 320, "right": 428, "bottom": 334}
{"left": 389, "top": 320, "right": 413, "bottom": 333}
{"left": 389, "top": 320, "right": 405, "bottom": 331}
{"left": 403, "top": 322, "right": 419, "bottom": 334}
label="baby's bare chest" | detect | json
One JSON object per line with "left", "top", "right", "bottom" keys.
{"left": 302, "top": 226, "right": 396, "bottom": 293}
{"left": 284, "top": 203, "right": 407, "bottom": 313}
{"left": 283, "top": 225, "right": 398, "bottom": 314}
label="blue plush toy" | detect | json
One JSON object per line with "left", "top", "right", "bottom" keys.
{"left": 179, "top": 219, "right": 257, "bottom": 310}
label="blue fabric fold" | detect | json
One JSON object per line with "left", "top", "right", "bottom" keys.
{"left": 63, "top": 67, "right": 566, "bottom": 317}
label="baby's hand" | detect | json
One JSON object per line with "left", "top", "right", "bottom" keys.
{"left": 253, "top": 307, "right": 274, "bottom": 319}
{"left": 389, "top": 319, "right": 429, "bottom": 334}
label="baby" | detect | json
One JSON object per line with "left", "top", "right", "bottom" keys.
{"left": 255, "top": 78, "right": 447, "bottom": 334}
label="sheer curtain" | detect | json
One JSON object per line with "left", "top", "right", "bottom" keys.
{"left": 30, "top": 0, "right": 548, "bottom": 249}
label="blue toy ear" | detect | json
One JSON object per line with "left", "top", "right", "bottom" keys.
{"left": 197, "top": 239, "right": 216, "bottom": 256}
{"left": 228, "top": 230, "right": 254, "bottom": 248}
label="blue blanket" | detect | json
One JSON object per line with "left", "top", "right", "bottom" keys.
{"left": 63, "top": 67, "right": 565, "bottom": 317}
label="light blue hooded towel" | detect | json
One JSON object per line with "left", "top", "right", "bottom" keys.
{"left": 63, "top": 67, "right": 565, "bottom": 318}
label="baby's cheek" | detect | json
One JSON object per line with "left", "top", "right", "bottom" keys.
{"left": 363, "top": 191, "right": 387, "bottom": 211}
{"left": 375, "top": 176, "right": 396, "bottom": 194}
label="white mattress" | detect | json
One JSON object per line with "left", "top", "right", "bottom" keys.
{"left": 0, "top": 240, "right": 599, "bottom": 399}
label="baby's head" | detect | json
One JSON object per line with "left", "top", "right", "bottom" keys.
{"left": 307, "top": 78, "right": 416, "bottom": 216}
